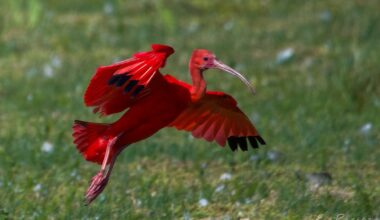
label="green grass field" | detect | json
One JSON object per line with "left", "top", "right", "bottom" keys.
{"left": 1, "top": 0, "right": 379, "bottom": 219}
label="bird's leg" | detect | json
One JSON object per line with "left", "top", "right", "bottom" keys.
{"left": 85, "top": 136, "right": 120, "bottom": 205}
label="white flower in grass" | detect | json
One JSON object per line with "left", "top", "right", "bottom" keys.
{"left": 245, "top": 198, "right": 252, "bottom": 204}
{"left": 103, "top": 3, "right": 114, "bottom": 15}
{"left": 43, "top": 64, "right": 54, "bottom": 78}
{"left": 343, "top": 139, "right": 351, "bottom": 153}
{"left": 183, "top": 212, "right": 191, "bottom": 220}
{"left": 276, "top": 48, "right": 294, "bottom": 64}
{"left": 220, "top": 172, "right": 232, "bottom": 181}
{"left": 187, "top": 21, "right": 199, "bottom": 33}
{"left": 319, "top": 10, "right": 332, "bottom": 22}
{"left": 198, "top": 198, "right": 208, "bottom": 207}
{"left": 223, "top": 215, "right": 232, "bottom": 220}
{"left": 224, "top": 20, "right": 234, "bottom": 31}
{"left": 250, "top": 154, "right": 260, "bottom": 161}
{"left": 41, "top": 141, "right": 54, "bottom": 153}
{"left": 27, "top": 94, "right": 33, "bottom": 101}
{"left": 70, "top": 169, "right": 81, "bottom": 180}
{"left": 201, "top": 163, "right": 208, "bottom": 169}
{"left": 359, "top": 122, "right": 372, "bottom": 135}
{"left": 51, "top": 56, "right": 62, "bottom": 68}
{"left": 99, "top": 194, "right": 106, "bottom": 202}
{"left": 33, "top": 183, "right": 42, "bottom": 192}
{"left": 215, "top": 184, "right": 225, "bottom": 193}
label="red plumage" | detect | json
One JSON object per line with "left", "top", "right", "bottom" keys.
{"left": 84, "top": 44, "right": 175, "bottom": 116}
{"left": 72, "top": 44, "right": 265, "bottom": 204}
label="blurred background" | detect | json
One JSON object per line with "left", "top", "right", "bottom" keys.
{"left": 0, "top": 0, "right": 379, "bottom": 219}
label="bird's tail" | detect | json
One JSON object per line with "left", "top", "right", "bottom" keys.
{"left": 72, "top": 120, "right": 114, "bottom": 164}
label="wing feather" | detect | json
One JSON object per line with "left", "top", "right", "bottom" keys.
{"left": 192, "top": 113, "right": 218, "bottom": 140}
{"left": 214, "top": 117, "right": 228, "bottom": 146}
{"left": 204, "top": 112, "right": 224, "bottom": 142}
{"left": 170, "top": 91, "right": 265, "bottom": 151}
{"left": 84, "top": 44, "right": 175, "bottom": 116}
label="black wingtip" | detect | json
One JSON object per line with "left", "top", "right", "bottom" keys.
{"left": 108, "top": 73, "right": 131, "bottom": 87}
{"left": 237, "top": 137, "right": 248, "bottom": 151}
{"left": 131, "top": 85, "right": 145, "bottom": 97}
{"left": 227, "top": 137, "right": 238, "bottom": 151}
{"left": 115, "top": 75, "right": 131, "bottom": 87}
{"left": 248, "top": 136, "right": 258, "bottom": 149}
{"left": 108, "top": 74, "right": 121, "bottom": 85}
{"left": 256, "top": 136, "right": 266, "bottom": 145}
{"left": 124, "top": 80, "right": 138, "bottom": 93}
{"left": 74, "top": 120, "right": 87, "bottom": 127}
{"left": 227, "top": 136, "right": 266, "bottom": 151}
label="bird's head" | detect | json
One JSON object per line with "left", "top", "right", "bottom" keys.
{"left": 190, "top": 49, "right": 256, "bottom": 95}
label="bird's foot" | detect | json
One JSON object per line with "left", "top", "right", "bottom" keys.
{"left": 85, "top": 170, "right": 110, "bottom": 205}
{"left": 84, "top": 135, "right": 121, "bottom": 205}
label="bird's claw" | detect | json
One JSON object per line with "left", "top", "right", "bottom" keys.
{"left": 85, "top": 170, "right": 110, "bottom": 205}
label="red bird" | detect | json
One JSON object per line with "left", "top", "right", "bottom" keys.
{"left": 72, "top": 44, "right": 265, "bottom": 204}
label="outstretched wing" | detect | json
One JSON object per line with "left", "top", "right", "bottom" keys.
{"left": 169, "top": 91, "right": 265, "bottom": 151}
{"left": 84, "top": 44, "right": 175, "bottom": 116}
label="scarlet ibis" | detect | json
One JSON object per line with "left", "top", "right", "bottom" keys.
{"left": 72, "top": 44, "right": 265, "bottom": 204}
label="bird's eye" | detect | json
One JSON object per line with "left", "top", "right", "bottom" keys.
{"left": 203, "top": 57, "right": 209, "bottom": 61}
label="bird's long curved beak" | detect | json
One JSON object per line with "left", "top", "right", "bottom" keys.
{"left": 212, "top": 59, "right": 256, "bottom": 95}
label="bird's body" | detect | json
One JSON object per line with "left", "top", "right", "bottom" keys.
{"left": 112, "top": 74, "right": 190, "bottom": 147}
{"left": 73, "top": 44, "right": 265, "bottom": 204}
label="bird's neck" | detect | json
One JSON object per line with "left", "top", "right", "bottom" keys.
{"left": 190, "top": 66, "right": 206, "bottom": 101}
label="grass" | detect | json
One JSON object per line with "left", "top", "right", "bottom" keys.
{"left": 1, "top": 0, "right": 380, "bottom": 219}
